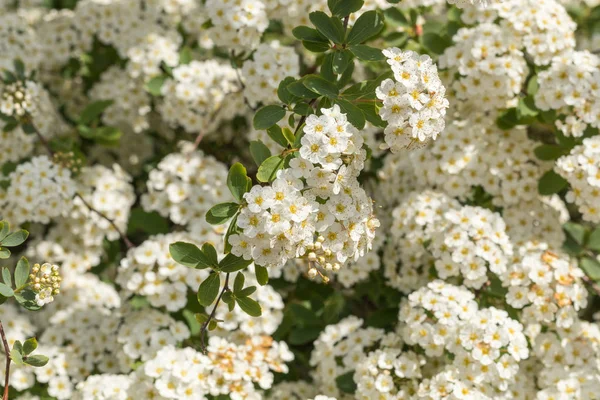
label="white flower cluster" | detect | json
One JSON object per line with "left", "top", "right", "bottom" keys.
{"left": 377, "top": 48, "right": 448, "bottom": 152}
{"left": 429, "top": 205, "right": 513, "bottom": 289}
{"left": 535, "top": 51, "right": 600, "bottom": 135}
{"left": 36, "top": 10, "right": 91, "bottom": 69}
{"left": 74, "top": 0, "right": 181, "bottom": 79}
{"left": 241, "top": 41, "right": 300, "bottom": 107}
{"left": 202, "top": 0, "right": 269, "bottom": 50}
{"left": 439, "top": 23, "right": 526, "bottom": 112}
{"left": 138, "top": 336, "right": 292, "bottom": 399}
{"left": 158, "top": 60, "right": 244, "bottom": 134}
{"left": 555, "top": 136, "right": 600, "bottom": 222}
{"left": 0, "top": 13, "right": 41, "bottom": 72}
{"left": 90, "top": 67, "right": 152, "bottom": 133}
{"left": 141, "top": 146, "right": 231, "bottom": 232}
{"left": 117, "top": 233, "right": 208, "bottom": 312}
{"left": 0, "top": 156, "right": 76, "bottom": 225}
{"left": 231, "top": 106, "right": 379, "bottom": 271}
{"left": 73, "top": 374, "right": 133, "bottom": 400}
{"left": 503, "top": 246, "right": 587, "bottom": 328}
{"left": 310, "top": 316, "right": 384, "bottom": 397}
{"left": 530, "top": 321, "right": 600, "bottom": 399}
{"left": 411, "top": 118, "right": 546, "bottom": 207}
{"left": 447, "top": 0, "right": 502, "bottom": 7}
{"left": 386, "top": 190, "right": 460, "bottom": 293}
{"left": 462, "top": 0, "right": 576, "bottom": 66}
{"left": 268, "top": 380, "right": 319, "bottom": 400}
{"left": 398, "top": 280, "right": 529, "bottom": 397}
{"left": 71, "top": 164, "right": 136, "bottom": 245}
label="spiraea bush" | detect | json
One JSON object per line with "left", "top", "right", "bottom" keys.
{"left": 0, "top": 0, "right": 599, "bottom": 399}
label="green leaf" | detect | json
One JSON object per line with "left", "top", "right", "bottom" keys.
{"left": 0, "top": 283, "right": 14, "bottom": 297}
{"left": 277, "top": 77, "right": 300, "bottom": 104}
{"left": 127, "top": 208, "right": 169, "bottom": 235}
{"left": 336, "top": 99, "right": 365, "bottom": 129}
{"left": 302, "top": 40, "right": 331, "bottom": 53}
{"left": 233, "top": 272, "right": 245, "bottom": 293}
{"left": 169, "top": 242, "right": 214, "bottom": 269}
{"left": 23, "top": 337, "right": 37, "bottom": 356}
{"left": 357, "top": 101, "right": 385, "bottom": 127}
{"left": 195, "top": 312, "right": 209, "bottom": 324}
{"left": 349, "top": 44, "right": 385, "bottom": 61}
{"left": 292, "top": 26, "right": 328, "bottom": 43}
{"left": 257, "top": 155, "right": 287, "bottom": 183}
{"left": 249, "top": 140, "right": 272, "bottom": 166}
{"left": 223, "top": 291, "right": 236, "bottom": 312}
{"left": 15, "top": 257, "right": 29, "bottom": 288}
{"left": 227, "top": 163, "right": 249, "bottom": 202}
{"left": 13, "top": 59, "right": 25, "bottom": 79}
{"left": 236, "top": 286, "right": 257, "bottom": 297}
{"left": 538, "top": 170, "right": 568, "bottom": 195}
{"left": 179, "top": 46, "right": 193, "bottom": 64}
{"left": 208, "top": 320, "right": 218, "bottom": 331}
{"left": 303, "top": 75, "right": 339, "bottom": 99}
{"left": 309, "top": 11, "right": 345, "bottom": 44}
{"left": 267, "top": 125, "right": 289, "bottom": 147}
{"left": 0, "top": 249, "right": 9, "bottom": 260}
{"left": 588, "top": 227, "right": 600, "bottom": 252}
{"left": 79, "top": 100, "right": 113, "bottom": 125}
{"left": 288, "top": 326, "right": 322, "bottom": 345}
{"left": 23, "top": 354, "right": 49, "bottom": 367}
{"left": 328, "top": 0, "right": 364, "bottom": 17}
{"left": 336, "top": 370, "right": 357, "bottom": 394}
{"left": 384, "top": 7, "right": 409, "bottom": 26}
{"left": 0, "top": 222, "right": 9, "bottom": 242}
{"left": 1, "top": 267, "right": 10, "bottom": 288}
{"left": 145, "top": 75, "right": 166, "bottom": 96}
{"left": 563, "top": 222, "right": 587, "bottom": 246}
{"left": 347, "top": 10, "right": 384, "bottom": 45}
{"left": 224, "top": 214, "right": 238, "bottom": 254}
{"left": 282, "top": 128, "right": 295, "bottom": 146}
{"left": 236, "top": 296, "right": 262, "bottom": 317}
{"left": 197, "top": 273, "right": 221, "bottom": 307}
{"left": 255, "top": 265, "right": 269, "bottom": 286}
{"left": 517, "top": 96, "right": 538, "bottom": 120}
{"left": 332, "top": 50, "right": 353, "bottom": 74}
{"left": 341, "top": 70, "right": 393, "bottom": 100}
{"left": 496, "top": 108, "right": 518, "bottom": 130}
{"left": 219, "top": 253, "right": 252, "bottom": 273}
{"left": 253, "top": 105, "right": 286, "bottom": 130}
{"left": 288, "top": 80, "right": 319, "bottom": 99}
{"left": 535, "top": 144, "right": 567, "bottom": 161}
{"left": 323, "top": 292, "right": 345, "bottom": 323}
{"left": 1, "top": 229, "right": 28, "bottom": 247}
{"left": 201, "top": 243, "right": 219, "bottom": 267}
{"left": 10, "top": 343, "right": 23, "bottom": 366}
{"left": 581, "top": 257, "right": 600, "bottom": 281}
{"left": 206, "top": 203, "right": 239, "bottom": 225}
{"left": 293, "top": 102, "right": 314, "bottom": 116}
{"left": 421, "top": 32, "right": 452, "bottom": 55}
{"left": 14, "top": 289, "right": 41, "bottom": 311}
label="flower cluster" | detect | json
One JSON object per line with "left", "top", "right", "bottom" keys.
{"left": 502, "top": 246, "right": 587, "bottom": 328}
{"left": 117, "top": 233, "right": 208, "bottom": 312}
{"left": 28, "top": 263, "right": 61, "bottom": 307}
{"left": 535, "top": 50, "right": 600, "bottom": 135}
{"left": 141, "top": 145, "right": 232, "bottom": 232}
{"left": 310, "top": 316, "right": 385, "bottom": 397}
{"left": 0, "top": 156, "right": 77, "bottom": 225}
{"left": 398, "top": 280, "right": 529, "bottom": 396}
{"left": 555, "top": 136, "right": 600, "bottom": 222}
{"left": 241, "top": 41, "right": 300, "bottom": 107}
{"left": 158, "top": 60, "right": 244, "bottom": 134}
{"left": 439, "top": 23, "right": 526, "bottom": 112}
{"left": 231, "top": 106, "right": 379, "bottom": 271}
{"left": 377, "top": 48, "right": 448, "bottom": 152}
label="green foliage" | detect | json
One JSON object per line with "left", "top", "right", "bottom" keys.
{"left": 219, "top": 253, "right": 252, "bottom": 273}
{"left": 169, "top": 242, "right": 216, "bottom": 269}
{"left": 309, "top": 11, "right": 345, "bottom": 44}
{"left": 257, "top": 155, "right": 288, "bottom": 183}
{"left": 227, "top": 163, "right": 250, "bottom": 203}
{"left": 538, "top": 170, "right": 568, "bottom": 195}
{"left": 206, "top": 203, "right": 240, "bottom": 225}
{"left": 347, "top": 10, "right": 384, "bottom": 45}
{"left": 197, "top": 273, "right": 221, "bottom": 307}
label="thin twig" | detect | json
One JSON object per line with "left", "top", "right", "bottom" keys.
{"left": 0, "top": 321, "right": 11, "bottom": 400}
{"left": 28, "top": 119, "right": 135, "bottom": 250}
{"left": 582, "top": 275, "right": 600, "bottom": 297}
{"left": 199, "top": 273, "right": 230, "bottom": 354}
{"left": 74, "top": 193, "right": 134, "bottom": 250}
{"left": 343, "top": 15, "right": 350, "bottom": 31}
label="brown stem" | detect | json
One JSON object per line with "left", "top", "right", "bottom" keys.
{"left": 582, "top": 275, "right": 600, "bottom": 297}
{"left": 343, "top": 15, "right": 350, "bottom": 31}
{"left": 0, "top": 321, "right": 10, "bottom": 400}
{"left": 28, "top": 118, "right": 134, "bottom": 250}
{"left": 199, "top": 273, "right": 230, "bottom": 354}
{"left": 74, "top": 193, "right": 134, "bottom": 249}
